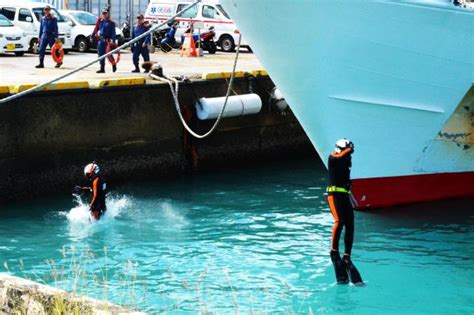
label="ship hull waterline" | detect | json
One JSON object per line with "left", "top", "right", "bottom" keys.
{"left": 220, "top": 0, "right": 474, "bottom": 209}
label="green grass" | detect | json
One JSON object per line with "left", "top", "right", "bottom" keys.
{"left": 2, "top": 246, "right": 141, "bottom": 314}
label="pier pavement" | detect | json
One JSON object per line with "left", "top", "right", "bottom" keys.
{"left": 0, "top": 49, "right": 262, "bottom": 86}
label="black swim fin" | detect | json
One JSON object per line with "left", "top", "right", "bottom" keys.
{"left": 342, "top": 255, "right": 364, "bottom": 286}
{"left": 330, "top": 251, "right": 349, "bottom": 284}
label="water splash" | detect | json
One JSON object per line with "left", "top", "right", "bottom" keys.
{"left": 64, "top": 194, "right": 132, "bottom": 239}
{"left": 160, "top": 201, "right": 188, "bottom": 227}
{"left": 65, "top": 194, "right": 92, "bottom": 224}
{"left": 66, "top": 194, "right": 131, "bottom": 222}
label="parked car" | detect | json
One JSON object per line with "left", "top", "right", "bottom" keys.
{"left": 0, "top": 1, "right": 72, "bottom": 53}
{"left": 60, "top": 10, "right": 123, "bottom": 52}
{"left": 0, "top": 13, "right": 28, "bottom": 56}
{"left": 145, "top": 0, "right": 249, "bottom": 52}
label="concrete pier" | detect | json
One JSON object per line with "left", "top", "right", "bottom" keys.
{"left": 0, "top": 74, "right": 314, "bottom": 203}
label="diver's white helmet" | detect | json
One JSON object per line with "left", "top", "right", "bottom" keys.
{"left": 335, "top": 138, "right": 354, "bottom": 153}
{"left": 84, "top": 162, "right": 100, "bottom": 178}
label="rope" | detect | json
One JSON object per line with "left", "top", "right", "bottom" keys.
{"left": 224, "top": 76, "right": 239, "bottom": 96}
{"left": 183, "top": 79, "right": 204, "bottom": 111}
{"left": 0, "top": 0, "right": 201, "bottom": 105}
{"left": 151, "top": 34, "right": 242, "bottom": 139}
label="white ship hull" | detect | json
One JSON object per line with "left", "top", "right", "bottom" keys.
{"left": 221, "top": 0, "right": 474, "bottom": 208}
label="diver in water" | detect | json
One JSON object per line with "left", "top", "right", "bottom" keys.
{"left": 326, "top": 138, "right": 363, "bottom": 285}
{"left": 75, "top": 162, "right": 107, "bottom": 220}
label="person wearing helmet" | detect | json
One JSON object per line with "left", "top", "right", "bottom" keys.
{"left": 76, "top": 162, "right": 107, "bottom": 220}
{"left": 326, "top": 138, "right": 363, "bottom": 285}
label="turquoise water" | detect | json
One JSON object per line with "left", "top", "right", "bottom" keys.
{"left": 0, "top": 159, "right": 473, "bottom": 314}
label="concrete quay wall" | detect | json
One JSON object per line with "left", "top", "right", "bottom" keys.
{"left": 0, "top": 76, "right": 315, "bottom": 203}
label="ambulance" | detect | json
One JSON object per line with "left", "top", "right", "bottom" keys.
{"left": 144, "top": 0, "right": 249, "bottom": 52}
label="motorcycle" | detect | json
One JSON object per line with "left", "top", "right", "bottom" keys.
{"left": 196, "top": 26, "right": 217, "bottom": 54}
{"left": 152, "top": 24, "right": 217, "bottom": 54}
{"left": 153, "top": 26, "right": 181, "bottom": 52}
{"left": 178, "top": 26, "right": 217, "bottom": 54}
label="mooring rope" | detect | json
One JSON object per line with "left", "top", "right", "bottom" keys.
{"left": 150, "top": 34, "right": 242, "bottom": 139}
{"left": 0, "top": 0, "right": 201, "bottom": 105}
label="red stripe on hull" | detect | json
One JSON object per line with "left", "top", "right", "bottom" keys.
{"left": 351, "top": 172, "right": 474, "bottom": 209}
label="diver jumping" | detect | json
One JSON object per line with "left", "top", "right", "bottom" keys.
{"left": 326, "top": 139, "right": 363, "bottom": 285}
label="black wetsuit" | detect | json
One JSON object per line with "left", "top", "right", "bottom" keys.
{"left": 327, "top": 148, "right": 354, "bottom": 256}
{"left": 90, "top": 176, "right": 107, "bottom": 220}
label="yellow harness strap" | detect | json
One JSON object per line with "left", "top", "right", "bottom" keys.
{"left": 326, "top": 186, "right": 350, "bottom": 194}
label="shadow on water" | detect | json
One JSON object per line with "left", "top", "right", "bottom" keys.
{"left": 356, "top": 196, "right": 474, "bottom": 277}
{"left": 358, "top": 197, "right": 474, "bottom": 237}
{"left": 366, "top": 197, "right": 474, "bottom": 222}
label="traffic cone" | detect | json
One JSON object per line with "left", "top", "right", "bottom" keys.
{"left": 189, "top": 35, "right": 197, "bottom": 57}
{"left": 180, "top": 34, "right": 198, "bottom": 57}
{"left": 180, "top": 34, "right": 190, "bottom": 57}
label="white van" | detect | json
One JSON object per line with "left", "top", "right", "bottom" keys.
{"left": 61, "top": 10, "right": 123, "bottom": 52}
{"left": 0, "top": 1, "right": 72, "bottom": 52}
{"left": 144, "top": 0, "right": 249, "bottom": 52}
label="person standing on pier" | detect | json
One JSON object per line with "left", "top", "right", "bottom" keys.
{"left": 92, "top": 8, "right": 117, "bottom": 73}
{"left": 75, "top": 162, "right": 108, "bottom": 220}
{"left": 326, "top": 139, "right": 363, "bottom": 285}
{"left": 35, "top": 5, "right": 61, "bottom": 69}
{"left": 131, "top": 14, "right": 151, "bottom": 73}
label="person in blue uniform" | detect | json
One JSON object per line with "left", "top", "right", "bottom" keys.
{"left": 131, "top": 15, "right": 151, "bottom": 73}
{"left": 92, "top": 8, "right": 117, "bottom": 73}
{"left": 36, "top": 5, "right": 61, "bottom": 69}
{"left": 160, "top": 21, "right": 178, "bottom": 49}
